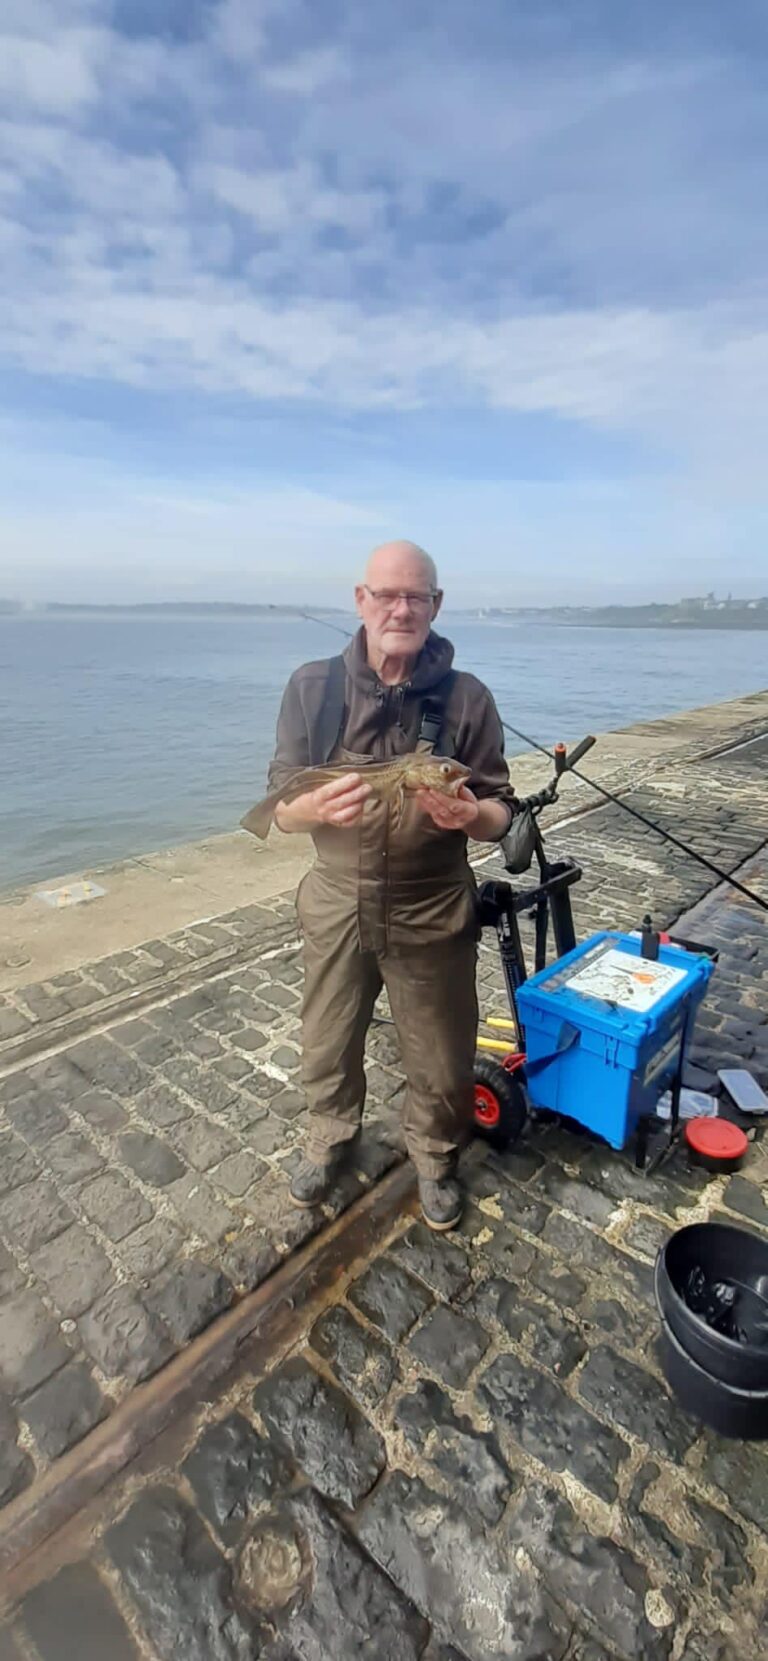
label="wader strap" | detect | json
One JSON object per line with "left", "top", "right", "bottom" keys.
{"left": 417, "top": 673, "right": 456, "bottom": 756}
{"left": 310, "top": 654, "right": 347, "bottom": 765}
{"left": 309, "top": 658, "right": 456, "bottom": 762}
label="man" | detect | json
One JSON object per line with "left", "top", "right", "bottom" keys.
{"left": 266, "top": 540, "right": 516, "bottom": 1230}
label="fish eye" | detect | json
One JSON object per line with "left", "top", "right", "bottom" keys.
{"left": 439, "top": 761, "right": 452, "bottom": 777}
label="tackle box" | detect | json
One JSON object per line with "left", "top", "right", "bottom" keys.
{"left": 515, "top": 930, "right": 714, "bottom": 1150}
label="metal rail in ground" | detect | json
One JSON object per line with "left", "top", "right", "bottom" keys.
{"left": 0, "top": 1161, "right": 417, "bottom": 1602}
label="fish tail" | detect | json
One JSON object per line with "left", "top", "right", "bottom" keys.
{"left": 240, "top": 763, "right": 342, "bottom": 839}
{"left": 240, "top": 791, "right": 282, "bottom": 840}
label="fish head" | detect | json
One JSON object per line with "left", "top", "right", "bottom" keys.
{"left": 405, "top": 755, "right": 472, "bottom": 796}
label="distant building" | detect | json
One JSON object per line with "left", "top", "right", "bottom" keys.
{"left": 679, "top": 591, "right": 764, "bottom": 613}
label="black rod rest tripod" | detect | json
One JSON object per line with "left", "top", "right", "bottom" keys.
{"left": 476, "top": 736, "right": 595, "bottom": 1033}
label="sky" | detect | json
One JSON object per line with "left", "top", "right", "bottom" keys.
{"left": 1, "top": 0, "right": 767, "bottom": 607}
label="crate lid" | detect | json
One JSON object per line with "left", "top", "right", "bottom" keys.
{"left": 517, "top": 931, "right": 713, "bottom": 1038}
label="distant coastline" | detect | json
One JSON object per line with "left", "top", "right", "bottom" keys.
{"left": 0, "top": 601, "right": 346, "bottom": 618}
{"left": 471, "top": 600, "right": 768, "bottom": 632}
{"left": 1, "top": 595, "right": 767, "bottom": 630}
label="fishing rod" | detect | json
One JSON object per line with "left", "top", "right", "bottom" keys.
{"left": 278, "top": 605, "right": 767, "bottom": 912}
{"left": 271, "top": 606, "right": 354, "bottom": 641}
{"left": 495, "top": 715, "right": 766, "bottom": 912}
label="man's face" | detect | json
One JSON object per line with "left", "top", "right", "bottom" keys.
{"left": 355, "top": 551, "right": 442, "bottom": 658}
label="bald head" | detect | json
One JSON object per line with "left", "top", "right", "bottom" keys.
{"left": 355, "top": 539, "right": 443, "bottom": 671}
{"left": 364, "top": 540, "right": 438, "bottom": 591}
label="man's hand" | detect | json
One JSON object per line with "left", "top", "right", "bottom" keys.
{"left": 417, "top": 783, "right": 481, "bottom": 832}
{"left": 275, "top": 773, "right": 372, "bottom": 833}
{"left": 417, "top": 785, "right": 511, "bottom": 842}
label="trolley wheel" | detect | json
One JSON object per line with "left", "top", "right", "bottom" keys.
{"left": 473, "top": 1055, "right": 528, "bottom": 1150}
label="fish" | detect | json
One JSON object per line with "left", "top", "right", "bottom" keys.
{"left": 240, "top": 754, "right": 471, "bottom": 839}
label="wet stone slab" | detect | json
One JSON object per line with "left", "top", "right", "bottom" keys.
{"left": 5, "top": 1093, "right": 69, "bottom": 1146}
{"left": 387, "top": 1223, "right": 472, "bottom": 1301}
{"left": 249, "top": 1488, "right": 429, "bottom": 1661}
{"left": 464, "top": 1160, "right": 554, "bottom": 1231}
{"left": 78, "top": 1286, "right": 175, "bottom": 1384}
{"left": 347, "top": 1258, "right": 433, "bottom": 1341}
{"left": 467, "top": 1278, "right": 587, "bottom": 1378}
{"left": 357, "top": 1470, "right": 571, "bottom": 1661}
{"left": 116, "top": 1218, "right": 184, "bottom": 1284}
{"left": 308, "top": 1305, "right": 399, "bottom": 1409}
{"left": 78, "top": 1172, "right": 153, "bottom": 1243}
{"left": 721, "top": 1176, "right": 768, "bottom": 1230}
{"left": 144, "top": 1260, "right": 233, "bottom": 1345}
{"left": 0, "top": 1393, "right": 33, "bottom": 1506}
{"left": 30, "top": 1226, "right": 113, "bottom": 1318}
{"left": 0, "top": 1180, "right": 74, "bottom": 1255}
{"left": 253, "top": 1357, "right": 386, "bottom": 1510}
{"left": 0, "top": 1293, "right": 72, "bottom": 1397}
{"left": 581, "top": 1280, "right": 654, "bottom": 1343}
{"left": 21, "top": 1361, "right": 107, "bottom": 1459}
{"left": 407, "top": 1303, "right": 491, "bottom": 1389}
{"left": 394, "top": 1379, "right": 515, "bottom": 1525}
{"left": 0, "top": 1249, "right": 23, "bottom": 1303}
{"left": 699, "top": 1439, "right": 768, "bottom": 1534}
{"left": 532, "top": 1166, "right": 619, "bottom": 1229}
{"left": 540, "top": 1212, "right": 656, "bottom": 1307}
{"left": 476, "top": 1351, "right": 631, "bottom": 1502}
{"left": 628, "top": 1461, "right": 752, "bottom": 1607}
{"left": 0, "top": 1132, "right": 42, "bottom": 1196}
{"left": 577, "top": 1346, "right": 698, "bottom": 1464}
{"left": 106, "top": 1487, "right": 260, "bottom": 1661}
{"left": 182, "top": 1412, "right": 291, "bottom": 1547}
{"left": 20, "top": 1563, "right": 141, "bottom": 1661}
{"left": 117, "top": 1129, "right": 186, "bottom": 1187}
{"left": 527, "top": 1254, "right": 588, "bottom": 1311}
{"left": 507, "top": 1485, "right": 676, "bottom": 1661}
{"left": 41, "top": 1130, "right": 105, "bottom": 1186}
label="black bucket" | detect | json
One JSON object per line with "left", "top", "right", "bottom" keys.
{"left": 658, "top": 1320, "right": 768, "bottom": 1439}
{"left": 655, "top": 1220, "right": 768, "bottom": 1437}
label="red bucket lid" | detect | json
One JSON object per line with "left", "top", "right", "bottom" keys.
{"left": 685, "top": 1118, "right": 748, "bottom": 1162}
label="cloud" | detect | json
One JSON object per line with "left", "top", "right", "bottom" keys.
{"left": 262, "top": 45, "right": 348, "bottom": 96}
{"left": 1, "top": 226, "right": 766, "bottom": 487}
{"left": 203, "top": 161, "right": 384, "bottom": 238}
{"left": 0, "top": 0, "right": 766, "bottom": 595}
{"left": 0, "top": 26, "right": 104, "bottom": 114}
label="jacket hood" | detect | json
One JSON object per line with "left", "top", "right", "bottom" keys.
{"left": 343, "top": 626, "right": 455, "bottom": 696}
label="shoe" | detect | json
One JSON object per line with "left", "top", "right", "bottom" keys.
{"left": 289, "top": 1157, "right": 336, "bottom": 1209}
{"left": 419, "top": 1177, "right": 463, "bottom": 1233}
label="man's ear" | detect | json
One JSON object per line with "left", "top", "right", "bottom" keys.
{"left": 431, "top": 589, "right": 444, "bottom": 620}
{"left": 354, "top": 584, "right": 366, "bottom": 618}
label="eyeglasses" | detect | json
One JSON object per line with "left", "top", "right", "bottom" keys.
{"left": 363, "top": 586, "right": 437, "bottom": 610}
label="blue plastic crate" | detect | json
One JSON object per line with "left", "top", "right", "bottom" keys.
{"left": 516, "top": 930, "right": 714, "bottom": 1151}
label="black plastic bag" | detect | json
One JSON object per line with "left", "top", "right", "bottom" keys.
{"left": 684, "top": 1265, "right": 768, "bottom": 1347}
{"left": 501, "top": 806, "right": 537, "bottom": 874}
{"left": 684, "top": 1266, "right": 738, "bottom": 1337}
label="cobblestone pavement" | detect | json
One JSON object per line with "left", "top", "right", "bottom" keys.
{"left": 0, "top": 735, "right": 766, "bottom": 1499}
{"left": 0, "top": 730, "right": 766, "bottom": 1658}
{"left": 1, "top": 1065, "right": 767, "bottom": 1658}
